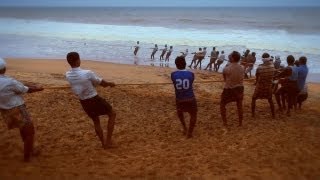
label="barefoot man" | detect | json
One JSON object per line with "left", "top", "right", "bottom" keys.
{"left": 220, "top": 51, "right": 244, "bottom": 126}
{"left": 65, "top": 52, "right": 116, "bottom": 148}
{"left": 0, "top": 58, "right": 43, "bottom": 162}
{"left": 171, "top": 56, "right": 197, "bottom": 138}
{"left": 251, "top": 53, "right": 275, "bottom": 118}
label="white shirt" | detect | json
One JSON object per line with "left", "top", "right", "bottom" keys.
{"left": 0, "top": 75, "right": 29, "bottom": 110}
{"left": 66, "top": 68, "right": 103, "bottom": 100}
{"left": 218, "top": 54, "right": 225, "bottom": 61}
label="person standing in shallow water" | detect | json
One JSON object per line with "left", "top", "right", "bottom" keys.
{"left": 220, "top": 51, "right": 244, "bottom": 127}
{"left": 133, "top": 41, "right": 140, "bottom": 56}
{"left": 171, "top": 56, "right": 198, "bottom": 138}
{"left": 65, "top": 52, "right": 117, "bottom": 148}
{"left": 150, "top": 44, "right": 158, "bottom": 60}
{"left": 0, "top": 58, "right": 43, "bottom": 162}
{"left": 165, "top": 46, "right": 173, "bottom": 62}
{"left": 160, "top": 44, "right": 167, "bottom": 60}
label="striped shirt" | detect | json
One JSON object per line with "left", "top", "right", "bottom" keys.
{"left": 256, "top": 62, "right": 275, "bottom": 83}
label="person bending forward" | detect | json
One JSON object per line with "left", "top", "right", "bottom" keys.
{"left": 65, "top": 52, "right": 116, "bottom": 148}
{"left": 0, "top": 58, "right": 43, "bottom": 162}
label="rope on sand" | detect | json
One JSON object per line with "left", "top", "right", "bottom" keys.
{"left": 43, "top": 79, "right": 254, "bottom": 90}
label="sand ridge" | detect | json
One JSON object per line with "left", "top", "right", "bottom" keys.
{"left": 0, "top": 59, "right": 320, "bottom": 179}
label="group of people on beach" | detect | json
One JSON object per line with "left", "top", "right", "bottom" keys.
{"left": 0, "top": 48, "right": 308, "bottom": 162}
{"left": 134, "top": 42, "right": 228, "bottom": 72}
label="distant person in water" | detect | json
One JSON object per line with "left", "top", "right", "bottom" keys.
{"left": 251, "top": 53, "right": 275, "bottom": 118}
{"left": 240, "top": 49, "right": 250, "bottom": 66}
{"left": 188, "top": 48, "right": 202, "bottom": 68}
{"left": 214, "top": 51, "right": 226, "bottom": 72}
{"left": 133, "top": 41, "right": 140, "bottom": 56}
{"left": 171, "top": 56, "right": 197, "bottom": 138}
{"left": 180, "top": 49, "right": 189, "bottom": 58}
{"left": 205, "top": 47, "right": 218, "bottom": 70}
{"left": 244, "top": 52, "right": 256, "bottom": 78}
{"left": 220, "top": 51, "right": 244, "bottom": 127}
{"left": 0, "top": 58, "right": 43, "bottom": 162}
{"left": 194, "top": 47, "right": 207, "bottom": 69}
{"left": 65, "top": 52, "right": 117, "bottom": 149}
{"left": 165, "top": 46, "right": 173, "bottom": 62}
{"left": 274, "top": 56, "right": 282, "bottom": 69}
{"left": 159, "top": 44, "right": 167, "bottom": 60}
{"left": 150, "top": 44, "right": 158, "bottom": 60}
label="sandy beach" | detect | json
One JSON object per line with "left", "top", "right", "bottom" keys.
{"left": 0, "top": 58, "right": 320, "bottom": 179}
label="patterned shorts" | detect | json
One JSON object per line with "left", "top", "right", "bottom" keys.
{"left": 0, "top": 105, "right": 32, "bottom": 129}
{"left": 253, "top": 85, "right": 273, "bottom": 99}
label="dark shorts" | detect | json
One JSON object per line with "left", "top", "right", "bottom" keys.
{"left": 297, "top": 93, "right": 308, "bottom": 103}
{"left": 80, "top": 95, "right": 113, "bottom": 119}
{"left": 221, "top": 86, "right": 244, "bottom": 104}
{"left": 176, "top": 99, "right": 198, "bottom": 113}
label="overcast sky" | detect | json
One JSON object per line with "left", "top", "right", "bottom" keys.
{"left": 0, "top": 0, "right": 320, "bottom": 7}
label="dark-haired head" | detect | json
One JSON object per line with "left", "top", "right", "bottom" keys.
{"left": 231, "top": 51, "right": 241, "bottom": 63}
{"left": 294, "top": 60, "right": 300, "bottom": 67}
{"left": 252, "top": 52, "right": 256, "bottom": 56}
{"left": 287, "top": 55, "right": 295, "bottom": 65}
{"left": 299, "top": 56, "right": 307, "bottom": 65}
{"left": 175, "top": 56, "right": 186, "bottom": 70}
{"left": 67, "top": 52, "right": 80, "bottom": 68}
{"left": 262, "top": 53, "right": 270, "bottom": 59}
{"left": 199, "top": 48, "right": 202, "bottom": 51}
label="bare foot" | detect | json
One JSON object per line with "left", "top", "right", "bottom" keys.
{"left": 32, "top": 148, "right": 41, "bottom": 157}
{"left": 104, "top": 141, "right": 117, "bottom": 149}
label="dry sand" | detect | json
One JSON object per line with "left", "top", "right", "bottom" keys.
{"left": 0, "top": 58, "right": 320, "bottom": 179}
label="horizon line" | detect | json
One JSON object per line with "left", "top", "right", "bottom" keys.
{"left": 0, "top": 5, "right": 320, "bottom": 8}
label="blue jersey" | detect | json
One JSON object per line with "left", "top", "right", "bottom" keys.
{"left": 171, "top": 70, "right": 195, "bottom": 100}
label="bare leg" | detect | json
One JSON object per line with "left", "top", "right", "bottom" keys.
{"left": 187, "top": 111, "right": 197, "bottom": 138}
{"left": 105, "top": 110, "right": 116, "bottom": 148}
{"left": 177, "top": 110, "right": 187, "bottom": 135}
{"left": 268, "top": 98, "right": 275, "bottom": 119}
{"left": 251, "top": 97, "right": 256, "bottom": 118}
{"left": 92, "top": 117, "right": 105, "bottom": 148}
{"left": 237, "top": 100, "right": 243, "bottom": 126}
{"left": 275, "top": 89, "right": 283, "bottom": 111}
{"left": 20, "top": 122, "right": 35, "bottom": 162}
{"left": 220, "top": 101, "right": 228, "bottom": 126}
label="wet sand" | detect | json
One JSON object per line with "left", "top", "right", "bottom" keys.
{"left": 0, "top": 58, "right": 320, "bottom": 179}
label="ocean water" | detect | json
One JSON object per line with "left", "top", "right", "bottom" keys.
{"left": 0, "top": 7, "right": 319, "bottom": 78}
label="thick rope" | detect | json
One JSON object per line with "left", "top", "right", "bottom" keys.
{"left": 43, "top": 79, "right": 254, "bottom": 90}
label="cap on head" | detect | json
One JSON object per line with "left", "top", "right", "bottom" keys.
{"left": 262, "top": 53, "right": 271, "bottom": 63}
{"left": 0, "top": 57, "right": 6, "bottom": 71}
